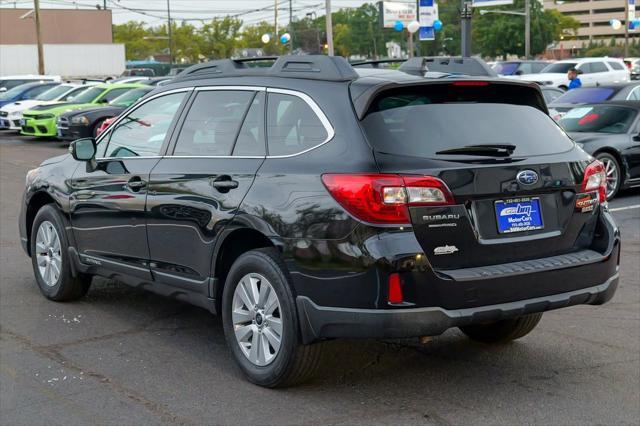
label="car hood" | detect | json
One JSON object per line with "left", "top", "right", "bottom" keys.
{"left": 40, "top": 153, "right": 69, "bottom": 167}
{"left": 61, "top": 105, "right": 125, "bottom": 119}
{"left": 568, "top": 132, "right": 618, "bottom": 144}
{"left": 24, "top": 103, "right": 95, "bottom": 115}
{"left": 0, "top": 100, "right": 47, "bottom": 113}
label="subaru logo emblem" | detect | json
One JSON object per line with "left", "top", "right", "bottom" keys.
{"left": 517, "top": 170, "right": 539, "bottom": 186}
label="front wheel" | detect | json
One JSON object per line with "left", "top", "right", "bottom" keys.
{"left": 30, "top": 205, "right": 92, "bottom": 301}
{"left": 459, "top": 313, "right": 543, "bottom": 344}
{"left": 221, "top": 248, "right": 322, "bottom": 387}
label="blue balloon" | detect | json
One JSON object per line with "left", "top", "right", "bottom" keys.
{"left": 632, "top": 19, "right": 640, "bottom": 29}
{"left": 394, "top": 20, "right": 404, "bottom": 32}
{"left": 433, "top": 20, "right": 443, "bottom": 31}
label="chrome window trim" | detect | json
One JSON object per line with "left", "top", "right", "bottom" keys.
{"left": 93, "top": 85, "right": 335, "bottom": 161}
{"left": 94, "top": 87, "right": 194, "bottom": 161}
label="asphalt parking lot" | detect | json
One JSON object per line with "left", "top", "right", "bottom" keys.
{"left": 1, "top": 133, "right": 638, "bottom": 426}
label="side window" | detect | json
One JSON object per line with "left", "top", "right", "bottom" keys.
{"left": 608, "top": 61, "right": 625, "bottom": 71}
{"left": 590, "top": 62, "right": 608, "bottom": 73}
{"left": 518, "top": 63, "right": 533, "bottom": 74}
{"left": 628, "top": 87, "right": 640, "bottom": 100}
{"left": 101, "top": 88, "right": 131, "bottom": 103}
{"left": 233, "top": 92, "right": 266, "bottom": 156}
{"left": 266, "top": 92, "right": 329, "bottom": 156}
{"left": 173, "top": 90, "right": 254, "bottom": 156}
{"left": 577, "top": 63, "right": 592, "bottom": 74}
{"left": 60, "top": 87, "right": 86, "bottom": 101}
{"left": 23, "top": 85, "right": 52, "bottom": 99}
{"left": 532, "top": 63, "right": 547, "bottom": 73}
{"left": 102, "top": 92, "right": 186, "bottom": 158}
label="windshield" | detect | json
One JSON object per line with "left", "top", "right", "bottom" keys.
{"left": 494, "top": 62, "right": 519, "bottom": 75}
{"left": 109, "top": 88, "right": 151, "bottom": 107}
{"left": 0, "top": 84, "right": 32, "bottom": 100}
{"left": 541, "top": 62, "right": 577, "bottom": 74}
{"left": 71, "top": 86, "right": 105, "bottom": 103}
{"left": 35, "top": 85, "right": 73, "bottom": 101}
{"left": 363, "top": 103, "right": 573, "bottom": 158}
{"left": 552, "top": 88, "right": 615, "bottom": 104}
{"left": 559, "top": 105, "right": 637, "bottom": 134}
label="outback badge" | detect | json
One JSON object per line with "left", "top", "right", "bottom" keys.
{"left": 434, "top": 245, "right": 459, "bottom": 255}
{"left": 517, "top": 170, "right": 539, "bottom": 186}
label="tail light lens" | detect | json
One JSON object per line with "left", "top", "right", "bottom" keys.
{"left": 321, "top": 174, "right": 454, "bottom": 225}
{"left": 581, "top": 160, "right": 607, "bottom": 203}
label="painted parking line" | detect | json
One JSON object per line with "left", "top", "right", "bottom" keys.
{"left": 609, "top": 204, "right": 640, "bottom": 212}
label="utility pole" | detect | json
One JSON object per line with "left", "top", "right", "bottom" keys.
{"left": 525, "top": 0, "right": 530, "bottom": 59}
{"left": 289, "top": 0, "right": 293, "bottom": 53}
{"left": 33, "top": 0, "right": 44, "bottom": 74}
{"left": 625, "top": 0, "right": 630, "bottom": 57}
{"left": 103, "top": 0, "right": 106, "bottom": 10}
{"left": 460, "top": 0, "right": 472, "bottom": 57}
{"left": 325, "top": 0, "right": 334, "bottom": 55}
{"left": 275, "top": 0, "right": 278, "bottom": 45}
{"left": 167, "top": 0, "right": 173, "bottom": 64}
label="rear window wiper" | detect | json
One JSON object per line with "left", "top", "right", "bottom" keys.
{"left": 435, "top": 144, "right": 516, "bottom": 157}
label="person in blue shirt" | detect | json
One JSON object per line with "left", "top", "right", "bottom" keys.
{"left": 567, "top": 68, "right": 582, "bottom": 90}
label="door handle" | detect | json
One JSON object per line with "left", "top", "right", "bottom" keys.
{"left": 126, "top": 176, "right": 147, "bottom": 192}
{"left": 210, "top": 176, "right": 239, "bottom": 192}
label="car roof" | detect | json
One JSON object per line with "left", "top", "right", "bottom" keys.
{"left": 557, "top": 57, "right": 624, "bottom": 63}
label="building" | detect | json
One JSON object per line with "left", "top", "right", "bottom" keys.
{"left": 0, "top": 8, "right": 124, "bottom": 76}
{"left": 544, "top": 0, "right": 638, "bottom": 50}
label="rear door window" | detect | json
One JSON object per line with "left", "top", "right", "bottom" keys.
{"left": 173, "top": 90, "right": 255, "bottom": 156}
{"left": 266, "top": 92, "right": 328, "bottom": 156}
{"left": 608, "top": 61, "right": 625, "bottom": 70}
{"left": 233, "top": 92, "right": 266, "bottom": 156}
{"left": 590, "top": 62, "right": 609, "bottom": 73}
{"left": 361, "top": 85, "right": 574, "bottom": 158}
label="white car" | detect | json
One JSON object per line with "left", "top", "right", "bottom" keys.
{"left": 518, "top": 58, "right": 629, "bottom": 89}
{"left": 0, "top": 84, "right": 91, "bottom": 130}
{"left": 0, "top": 75, "right": 61, "bottom": 92}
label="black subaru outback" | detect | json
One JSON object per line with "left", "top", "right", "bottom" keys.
{"left": 19, "top": 56, "right": 620, "bottom": 387}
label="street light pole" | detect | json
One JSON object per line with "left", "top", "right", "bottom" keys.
{"left": 166, "top": 0, "right": 173, "bottom": 64}
{"left": 460, "top": 0, "right": 472, "bottom": 57}
{"left": 525, "top": 0, "right": 531, "bottom": 59}
{"left": 325, "top": 0, "right": 334, "bottom": 56}
{"left": 625, "top": 0, "right": 630, "bottom": 57}
{"left": 33, "top": 0, "right": 44, "bottom": 74}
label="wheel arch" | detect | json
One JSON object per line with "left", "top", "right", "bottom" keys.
{"left": 212, "top": 227, "right": 278, "bottom": 310}
{"left": 593, "top": 147, "right": 629, "bottom": 183}
{"left": 25, "top": 191, "right": 57, "bottom": 256}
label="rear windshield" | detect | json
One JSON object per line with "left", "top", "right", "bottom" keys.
{"left": 559, "top": 105, "right": 637, "bottom": 134}
{"left": 541, "top": 62, "right": 577, "bottom": 73}
{"left": 361, "top": 86, "right": 573, "bottom": 158}
{"left": 552, "top": 88, "right": 615, "bottom": 104}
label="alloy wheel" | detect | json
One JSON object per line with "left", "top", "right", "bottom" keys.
{"left": 35, "top": 221, "right": 62, "bottom": 287}
{"left": 600, "top": 157, "right": 619, "bottom": 200}
{"left": 232, "top": 273, "right": 283, "bottom": 366}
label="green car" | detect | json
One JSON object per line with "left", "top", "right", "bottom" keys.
{"left": 20, "top": 83, "right": 146, "bottom": 137}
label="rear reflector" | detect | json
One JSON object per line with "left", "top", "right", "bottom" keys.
{"left": 581, "top": 160, "right": 607, "bottom": 203}
{"left": 321, "top": 174, "right": 454, "bottom": 225}
{"left": 387, "top": 273, "right": 403, "bottom": 304}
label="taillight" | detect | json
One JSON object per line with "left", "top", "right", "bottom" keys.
{"left": 321, "top": 174, "right": 454, "bottom": 225}
{"left": 581, "top": 160, "right": 607, "bottom": 203}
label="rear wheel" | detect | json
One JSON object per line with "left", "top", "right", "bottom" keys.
{"left": 595, "top": 152, "right": 621, "bottom": 200}
{"left": 221, "top": 248, "right": 322, "bottom": 387}
{"left": 30, "top": 205, "right": 92, "bottom": 301}
{"left": 459, "top": 313, "right": 543, "bottom": 344}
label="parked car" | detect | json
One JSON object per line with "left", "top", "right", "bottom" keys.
{"left": 0, "top": 84, "right": 94, "bottom": 131}
{"left": 144, "top": 77, "right": 172, "bottom": 87}
{"left": 624, "top": 57, "right": 640, "bottom": 80}
{"left": 548, "top": 83, "right": 640, "bottom": 120}
{"left": 19, "top": 56, "right": 620, "bottom": 387}
{"left": 519, "top": 58, "right": 629, "bottom": 89}
{"left": 0, "top": 82, "right": 60, "bottom": 108}
{"left": 20, "top": 83, "right": 146, "bottom": 137}
{"left": 559, "top": 101, "right": 640, "bottom": 199}
{"left": 108, "top": 76, "right": 150, "bottom": 84}
{"left": 0, "top": 75, "right": 61, "bottom": 92}
{"left": 56, "top": 86, "right": 153, "bottom": 139}
{"left": 121, "top": 68, "right": 156, "bottom": 77}
{"left": 493, "top": 60, "right": 551, "bottom": 76}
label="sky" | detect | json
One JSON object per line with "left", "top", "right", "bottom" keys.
{"left": 0, "top": 0, "right": 373, "bottom": 27}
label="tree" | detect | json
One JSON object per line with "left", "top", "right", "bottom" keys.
{"left": 198, "top": 16, "right": 243, "bottom": 59}
{"left": 113, "top": 21, "right": 156, "bottom": 60}
{"left": 473, "top": 0, "right": 579, "bottom": 57}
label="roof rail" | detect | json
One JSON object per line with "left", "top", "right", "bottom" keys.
{"left": 173, "top": 55, "right": 359, "bottom": 82}
{"left": 399, "top": 56, "right": 497, "bottom": 77}
{"left": 351, "top": 59, "right": 407, "bottom": 68}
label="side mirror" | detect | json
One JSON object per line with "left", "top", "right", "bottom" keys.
{"left": 633, "top": 133, "right": 640, "bottom": 142}
{"left": 69, "top": 138, "right": 96, "bottom": 161}
{"left": 98, "top": 98, "right": 109, "bottom": 104}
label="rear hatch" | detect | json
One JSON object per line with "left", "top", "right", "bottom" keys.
{"left": 359, "top": 80, "right": 602, "bottom": 270}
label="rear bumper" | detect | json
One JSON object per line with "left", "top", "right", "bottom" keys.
{"left": 297, "top": 272, "right": 619, "bottom": 343}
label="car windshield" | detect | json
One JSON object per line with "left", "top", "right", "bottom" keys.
{"left": 494, "top": 62, "right": 519, "bottom": 75}
{"left": 70, "top": 86, "right": 105, "bottom": 103}
{"left": 0, "top": 84, "right": 32, "bottom": 100}
{"left": 362, "top": 86, "right": 574, "bottom": 158}
{"left": 559, "top": 105, "right": 637, "bottom": 134}
{"left": 541, "top": 62, "right": 577, "bottom": 73}
{"left": 552, "top": 88, "right": 616, "bottom": 104}
{"left": 109, "top": 88, "right": 152, "bottom": 107}
{"left": 34, "top": 85, "right": 73, "bottom": 101}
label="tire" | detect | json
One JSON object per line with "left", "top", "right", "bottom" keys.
{"left": 30, "top": 204, "right": 92, "bottom": 301}
{"left": 595, "top": 152, "right": 622, "bottom": 200}
{"left": 459, "top": 313, "right": 543, "bottom": 344}
{"left": 221, "top": 248, "right": 322, "bottom": 387}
